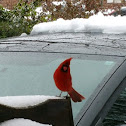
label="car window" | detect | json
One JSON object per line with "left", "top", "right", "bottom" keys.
{"left": 103, "top": 88, "right": 126, "bottom": 126}
{"left": 0, "top": 52, "right": 123, "bottom": 118}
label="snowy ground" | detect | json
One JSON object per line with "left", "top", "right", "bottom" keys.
{"left": 30, "top": 12, "right": 126, "bottom": 35}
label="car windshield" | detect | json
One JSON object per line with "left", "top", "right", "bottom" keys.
{"left": 0, "top": 52, "right": 123, "bottom": 118}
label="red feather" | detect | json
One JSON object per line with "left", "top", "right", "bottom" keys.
{"left": 53, "top": 58, "right": 85, "bottom": 102}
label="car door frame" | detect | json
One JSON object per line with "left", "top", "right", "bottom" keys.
{"left": 75, "top": 57, "right": 126, "bottom": 126}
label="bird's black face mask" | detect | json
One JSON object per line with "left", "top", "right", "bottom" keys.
{"left": 61, "top": 65, "right": 68, "bottom": 72}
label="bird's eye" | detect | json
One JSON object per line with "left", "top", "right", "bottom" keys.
{"left": 61, "top": 65, "right": 68, "bottom": 72}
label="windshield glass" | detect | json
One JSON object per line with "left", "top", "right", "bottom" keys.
{"left": 0, "top": 52, "right": 122, "bottom": 118}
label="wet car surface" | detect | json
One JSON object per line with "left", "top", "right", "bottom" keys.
{"left": 0, "top": 33, "right": 126, "bottom": 56}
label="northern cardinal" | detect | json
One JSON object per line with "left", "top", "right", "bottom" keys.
{"left": 53, "top": 58, "right": 85, "bottom": 102}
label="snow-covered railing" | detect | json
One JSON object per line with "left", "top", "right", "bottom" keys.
{"left": 0, "top": 95, "right": 74, "bottom": 126}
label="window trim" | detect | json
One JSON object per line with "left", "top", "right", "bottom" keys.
{"left": 75, "top": 58, "right": 126, "bottom": 126}
{"left": 94, "top": 76, "right": 126, "bottom": 126}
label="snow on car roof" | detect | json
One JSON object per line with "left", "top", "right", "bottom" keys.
{"left": 121, "top": 6, "right": 126, "bottom": 10}
{"left": 30, "top": 12, "right": 126, "bottom": 35}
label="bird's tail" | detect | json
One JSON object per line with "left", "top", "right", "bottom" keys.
{"left": 68, "top": 87, "right": 85, "bottom": 102}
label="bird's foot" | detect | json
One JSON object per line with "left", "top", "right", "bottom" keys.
{"left": 56, "top": 91, "right": 62, "bottom": 97}
{"left": 63, "top": 94, "right": 70, "bottom": 99}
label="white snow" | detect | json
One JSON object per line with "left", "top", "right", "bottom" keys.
{"left": 0, "top": 118, "right": 51, "bottom": 126}
{"left": 3, "top": 8, "right": 10, "bottom": 11}
{"left": 0, "top": 95, "right": 61, "bottom": 108}
{"left": 0, "top": 95, "right": 60, "bottom": 126}
{"left": 121, "top": 6, "right": 126, "bottom": 10}
{"left": 31, "top": 12, "right": 126, "bottom": 35}
{"left": 36, "top": 7, "right": 43, "bottom": 16}
{"left": 52, "top": 1, "right": 66, "bottom": 6}
{"left": 20, "top": 33, "right": 27, "bottom": 37}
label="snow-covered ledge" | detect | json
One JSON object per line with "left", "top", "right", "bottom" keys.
{"left": 0, "top": 118, "right": 52, "bottom": 126}
{"left": 0, "top": 95, "right": 73, "bottom": 126}
{"left": 0, "top": 95, "right": 62, "bottom": 108}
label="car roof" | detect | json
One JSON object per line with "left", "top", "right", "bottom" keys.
{"left": 121, "top": 6, "right": 126, "bottom": 10}
{"left": 0, "top": 33, "right": 126, "bottom": 57}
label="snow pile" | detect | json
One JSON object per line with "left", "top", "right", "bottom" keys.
{"left": 0, "top": 118, "right": 51, "bottom": 126}
{"left": 0, "top": 95, "right": 60, "bottom": 108}
{"left": 31, "top": 12, "right": 126, "bottom": 35}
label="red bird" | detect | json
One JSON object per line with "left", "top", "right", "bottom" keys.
{"left": 53, "top": 58, "right": 85, "bottom": 102}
